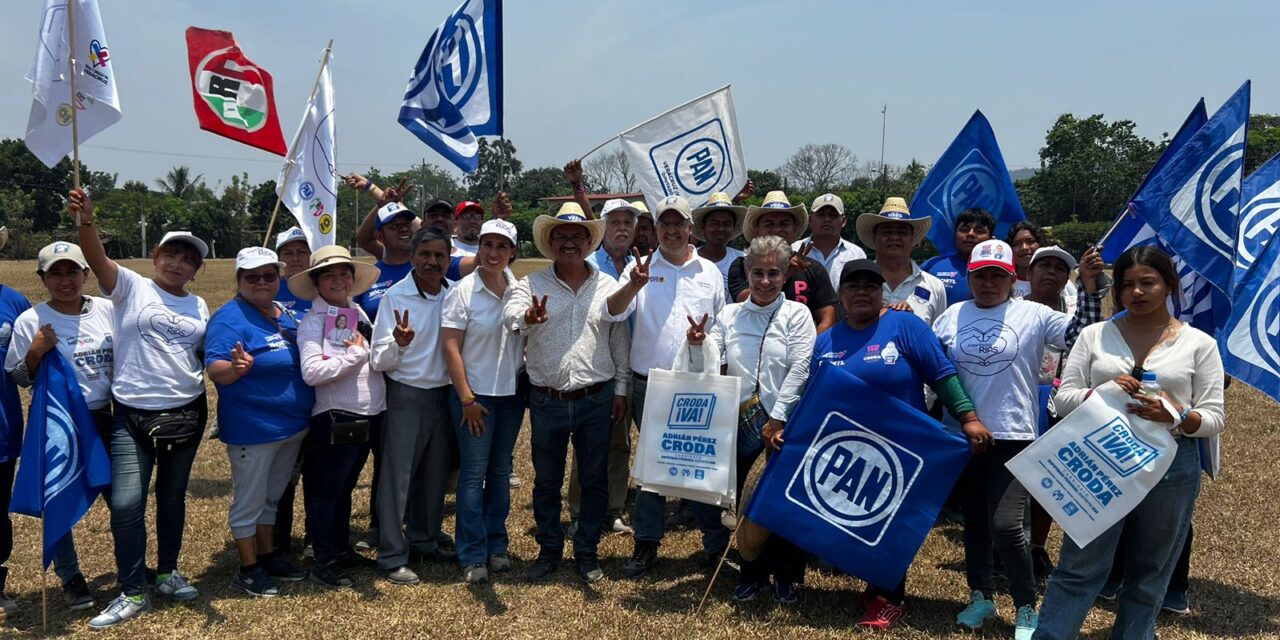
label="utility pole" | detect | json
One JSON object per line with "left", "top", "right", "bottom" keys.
{"left": 139, "top": 214, "right": 147, "bottom": 258}
{"left": 879, "top": 104, "right": 888, "bottom": 193}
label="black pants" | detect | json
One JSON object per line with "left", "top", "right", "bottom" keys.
{"left": 0, "top": 459, "right": 15, "bottom": 570}
{"left": 303, "top": 411, "right": 379, "bottom": 566}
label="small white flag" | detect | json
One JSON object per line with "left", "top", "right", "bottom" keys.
{"left": 278, "top": 62, "right": 337, "bottom": 248}
{"left": 25, "top": 0, "right": 122, "bottom": 168}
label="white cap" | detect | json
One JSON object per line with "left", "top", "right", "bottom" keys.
{"left": 1030, "top": 245, "right": 1078, "bottom": 271}
{"left": 158, "top": 231, "right": 209, "bottom": 258}
{"left": 968, "top": 239, "right": 1015, "bottom": 273}
{"left": 235, "top": 246, "right": 284, "bottom": 271}
{"left": 654, "top": 195, "right": 693, "bottom": 222}
{"left": 275, "top": 226, "right": 309, "bottom": 251}
{"left": 376, "top": 201, "right": 417, "bottom": 230}
{"left": 37, "top": 241, "right": 88, "bottom": 272}
{"left": 601, "top": 198, "right": 641, "bottom": 219}
{"left": 811, "top": 193, "right": 845, "bottom": 215}
{"left": 479, "top": 219, "right": 518, "bottom": 245}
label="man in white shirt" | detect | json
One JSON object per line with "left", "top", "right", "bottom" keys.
{"left": 793, "top": 193, "right": 867, "bottom": 292}
{"left": 856, "top": 197, "right": 948, "bottom": 326}
{"left": 605, "top": 196, "right": 728, "bottom": 578}
{"left": 503, "top": 205, "right": 629, "bottom": 584}
{"left": 451, "top": 201, "right": 485, "bottom": 256}
{"left": 692, "top": 191, "right": 746, "bottom": 301}
{"left": 370, "top": 228, "right": 456, "bottom": 586}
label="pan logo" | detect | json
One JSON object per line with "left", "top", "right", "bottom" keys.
{"left": 1236, "top": 184, "right": 1280, "bottom": 271}
{"left": 44, "top": 395, "right": 84, "bottom": 499}
{"left": 650, "top": 118, "right": 737, "bottom": 197}
{"left": 928, "top": 149, "right": 1003, "bottom": 230}
{"left": 786, "top": 412, "right": 922, "bottom": 546}
{"left": 667, "top": 393, "right": 716, "bottom": 430}
{"left": 1172, "top": 124, "right": 1245, "bottom": 259}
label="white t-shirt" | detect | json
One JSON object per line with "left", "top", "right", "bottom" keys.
{"left": 611, "top": 250, "right": 726, "bottom": 376}
{"left": 441, "top": 269, "right": 524, "bottom": 396}
{"left": 109, "top": 266, "right": 210, "bottom": 410}
{"left": 452, "top": 239, "right": 479, "bottom": 257}
{"left": 932, "top": 298, "right": 1072, "bottom": 440}
{"left": 4, "top": 297, "right": 115, "bottom": 410}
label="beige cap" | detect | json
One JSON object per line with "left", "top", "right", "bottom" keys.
{"left": 37, "top": 241, "right": 88, "bottom": 273}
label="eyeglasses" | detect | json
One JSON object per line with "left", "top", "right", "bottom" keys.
{"left": 242, "top": 271, "right": 279, "bottom": 285}
{"left": 458, "top": 212, "right": 484, "bottom": 221}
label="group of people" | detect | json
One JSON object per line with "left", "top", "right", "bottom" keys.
{"left": 0, "top": 161, "right": 1223, "bottom": 640}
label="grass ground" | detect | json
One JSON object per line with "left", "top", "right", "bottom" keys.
{"left": 0, "top": 257, "right": 1276, "bottom": 639}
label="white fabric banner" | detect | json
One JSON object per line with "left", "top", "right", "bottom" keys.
{"left": 1006, "top": 381, "right": 1178, "bottom": 548}
{"left": 25, "top": 0, "right": 123, "bottom": 168}
{"left": 618, "top": 86, "right": 748, "bottom": 209}
{"left": 631, "top": 368, "right": 740, "bottom": 509}
{"left": 278, "top": 63, "right": 337, "bottom": 248}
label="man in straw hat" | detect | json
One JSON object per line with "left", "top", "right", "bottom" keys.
{"left": 503, "top": 202, "right": 629, "bottom": 583}
{"left": 727, "top": 190, "right": 837, "bottom": 333}
{"left": 793, "top": 193, "right": 866, "bottom": 292}
{"left": 856, "top": 197, "right": 947, "bottom": 326}
{"left": 603, "top": 196, "right": 728, "bottom": 578}
{"left": 692, "top": 191, "right": 747, "bottom": 301}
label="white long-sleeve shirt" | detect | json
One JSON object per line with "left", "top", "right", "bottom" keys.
{"left": 370, "top": 273, "right": 450, "bottom": 390}
{"left": 298, "top": 298, "right": 386, "bottom": 416}
{"left": 682, "top": 296, "right": 815, "bottom": 421}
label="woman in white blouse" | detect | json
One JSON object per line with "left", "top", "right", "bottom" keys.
{"left": 684, "top": 235, "right": 815, "bottom": 605}
{"left": 1035, "top": 247, "right": 1224, "bottom": 640}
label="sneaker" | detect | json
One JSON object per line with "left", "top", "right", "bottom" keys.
{"left": 1032, "top": 546, "right": 1055, "bottom": 583}
{"left": 509, "top": 472, "right": 521, "bottom": 489}
{"left": 607, "top": 516, "right": 633, "bottom": 535}
{"left": 488, "top": 553, "right": 513, "bottom": 573}
{"left": 732, "top": 580, "right": 764, "bottom": 602}
{"left": 857, "top": 595, "right": 905, "bottom": 630}
{"left": 1161, "top": 590, "right": 1190, "bottom": 615}
{"left": 1097, "top": 580, "right": 1120, "bottom": 602}
{"left": 302, "top": 544, "right": 315, "bottom": 560}
{"left": 261, "top": 555, "right": 308, "bottom": 582}
{"left": 575, "top": 554, "right": 604, "bottom": 583}
{"left": 773, "top": 581, "right": 798, "bottom": 604}
{"left": 524, "top": 552, "right": 561, "bottom": 581}
{"left": 720, "top": 509, "right": 738, "bottom": 530}
{"left": 621, "top": 541, "right": 659, "bottom": 579}
{"left": 309, "top": 563, "right": 353, "bottom": 589}
{"left": 63, "top": 574, "right": 94, "bottom": 611}
{"left": 956, "top": 590, "right": 997, "bottom": 630}
{"left": 1015, "top": 604, "right": 1039, "bottom": 640}
{"left": 463, "top": 564, "right": 489, "bottom": 584}
{"left": 88, "top": 593, "right": 151, "bottom": 629}
{"left": 231, "top": 566, "right": 279, "bottom": 598}
{"left": 154, "top": 570, "right": 198, "bottom": 601}
{"left": 384, "top": 566, "right": 420, "bottom": 585}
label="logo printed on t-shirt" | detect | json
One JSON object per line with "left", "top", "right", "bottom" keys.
{"left": 954, "top": 318, "right": 1019, "bottom": 375}
{"left": 138, "top": 303, "right": 201, "bottom": 354}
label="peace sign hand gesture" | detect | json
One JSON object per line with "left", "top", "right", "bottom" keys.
{"left": 392, "top": 309, "right": 416, "bottom": 347}
{"left": 379, "top": 178, "right": 413, "bottom": 207}
{"left": 627, "top": 249, "right": 654, "bottom": 292}
{"left": 686, "top": 314, "right": 709, "bottom": 346}
{"left": 524, "top": 294, "right": 549, "bottom": 326}
{"left": 231, "top": 342, "right": 255, "bottom": 377}
{"left": 788, "top": 242, "right": 812, "bottom": 279}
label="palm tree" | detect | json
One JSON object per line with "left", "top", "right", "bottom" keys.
{"left": 155, "top": 165, "right": 204, "bottom": 200}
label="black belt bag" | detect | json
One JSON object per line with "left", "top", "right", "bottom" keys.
{"left": 328, "top": 410, "right": 372, "bottom": 445}
{"left": 129, "top": 410, "right": 202, "bottom": 453}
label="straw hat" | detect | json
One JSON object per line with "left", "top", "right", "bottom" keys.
{"left": 855, "top": 197, "right": 932, "bottom": 248}
{"left": 742, "top": 191, "right": 809, "bottom": 242}
{"left": 287, "top": 245, "right": 380, "bottom": 301}
{"left": 691, "top": 191, "right": 746, "bottom": 241}
{"left": 531, "top": 202, "right": 605, "bottom": 259}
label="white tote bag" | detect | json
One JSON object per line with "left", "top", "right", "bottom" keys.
{"left": 1006, "top": 381, "right": 1178, "bottom": 548}
{"left": 631, "top": 368, "right": 741, "bottom": 508}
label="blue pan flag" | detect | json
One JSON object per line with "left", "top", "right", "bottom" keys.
{"left": 912, "top": 110, "right": 1026, "bottom": 256}
{"left": 744, "top": 362, "right": 970, "bottom": 590}
{"left": 1235, "top": 152, "right": 1280, "bottom": 289}
{"left": 398, "top": 0, "right": 503, "bottom": 173}
{"left": 10, "top": 351, "right": 110, "bottom": 568}
{"left": 1221, "top": 213, "right": 1280, "bottom": 404}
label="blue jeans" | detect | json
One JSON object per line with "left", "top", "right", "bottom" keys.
{"left": 450, "top": 394, "right": 524, "bottom": 567}
{"left": 109, "top": 396, "right": 206, "bottom": 596}
{"left": 1034, "top": 437, "right": 1201, "bottom": 640}
{"left": 529, "top": 384, "right": 614, "bottom": 557}
{"left": 629, "top": 373, "right": 730, "bottom": 554}
{"left": 302, "top": 411, "right": 377, "bottom": 567}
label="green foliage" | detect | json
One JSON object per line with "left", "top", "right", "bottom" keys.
{"left": 510, "top": 167, "right": 569, "bottom": 208}
{"left": 747, "top": 169, "right": 783, "bottom": 195}
{"left": 1044, "top": 221, "right": 1112, "bottom": 258}
{"left": 464, "top": 138, "right": 522, "bottom": 202}
{"left": 1247, "top": 114, "right": 1280, "bottom": 175}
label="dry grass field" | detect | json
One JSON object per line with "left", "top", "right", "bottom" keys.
{"left": 0, "top": 257, "right": 1276, "bottom": 639}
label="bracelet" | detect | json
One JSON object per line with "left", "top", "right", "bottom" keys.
{"left": 460, "top": 395, "right": 476, "bottom": 406}
{"left": 572, "top": 183, "right": 586, "bottom": 195}
{"left": 364, "top": 181, "right": 376, "bottom": 192}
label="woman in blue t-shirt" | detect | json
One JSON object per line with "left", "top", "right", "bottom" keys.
{"left": 206, "top": 247, "right": 315, "bottom": 597}
{"left": 811, "top": 259, "right": 987, "bottom": 630}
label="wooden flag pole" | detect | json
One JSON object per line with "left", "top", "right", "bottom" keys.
{"left": 262, "top": 39, "right": 333, "bottom": 247}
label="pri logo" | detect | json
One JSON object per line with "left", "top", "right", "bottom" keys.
{"left": 667, "top": 394, "right": 716, "bottom": 430}
{"left": 785, "top": 412, "right": 922, "bottom": 546}
{"left": 194, "top": 47, "right": 274, "bottom": 132}
{"left": 1083, "top": 417, "right": 1160, "bottom": 477}
{"left": 90, "top": 39, "right": 110, "bottom": 68}
{"left": 927, "top": 149, "right": 1004, "bottom": 230}
{"left": 954, "top": 318, "right": 1018, "bottom": 374}
{"left": 650, "top": 119, "right": 737, "bottom": 197}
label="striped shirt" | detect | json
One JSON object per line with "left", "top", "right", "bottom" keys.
{"left": 298, "top": 298, "right": 386, "bottom": 416}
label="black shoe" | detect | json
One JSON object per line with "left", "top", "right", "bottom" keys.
{"left": 524, "top": 552, "right": 562, "bottom": 581}
{"left": 437, "top": 531, "right": 456, "bottom": 552}
{"left": 1033, "top": 546, "right": 1055, "bottom": 583}
{"left": 621, "top": 541, "right": 659, "bottom": 579}
{"left": 309, "top": 562, "right": 354, "bottom": 589}
{"left": 336, "top": 551, "right": 377, "bottom": 569}
{"left": 260, "top": 554, "right": 307, "bottom": 582}
{"left": 575, "top": 554, "right": 604, "bottom": 583}
{"left": 409, "top": 547, "right": 457, "bottom": 564}
{"left": 63, "top": 574, "right": 94, "bottom": 611}
{"left": 664, "top": 504, "right": 696, "bottom": 530}
{"left": 700, "top": 549, "right": 740, "bottom": 577}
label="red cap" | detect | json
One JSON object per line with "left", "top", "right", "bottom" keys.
{"left": 455, "top": 201, "right": 484, "bottom": 217}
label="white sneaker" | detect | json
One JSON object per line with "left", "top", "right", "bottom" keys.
{"left": 89, "top": 594, "right": 151, "bottom": 629}
{"left": 509, "top": 472, "right": 521, "bottom": 489}
{"left": 154, "top": 570, "right": 198, "bottom": 601}
{"left": 720, "top": 510, "right": 738, "bottom": 530}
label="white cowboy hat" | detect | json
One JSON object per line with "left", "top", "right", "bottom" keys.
{"left": 855, "top": 197, "right": 932, "bottom": 248}
{"left": 287, "top": 245, "right": 380, "bottom": 301}
{"left": 742, "top": 191, "right": 808, "bottom": 242}
{"left": 691, "top": 191, "right": 747, "bottom": 241}
{"left": 532, "top": 202, "right": 605, "bottom": 260}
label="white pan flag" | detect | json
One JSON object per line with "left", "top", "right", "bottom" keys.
{"left": 25, "top": 0, "right": 122, "bottom": 168}
{"left": 278, "top": 63, "right": 337, "bottom": 248}
{"left": 619, "top": 86, "right": 748, "bottom": 209}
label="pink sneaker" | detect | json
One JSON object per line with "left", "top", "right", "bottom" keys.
{"left": 857, "top": 595, "right": 905, "bottom": 630}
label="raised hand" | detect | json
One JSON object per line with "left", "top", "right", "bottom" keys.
{"left": 627, "top": 248, "right": 654, "bottom": 291}
{"left": 788, "top": 242, "right": 812, "bottom": 279}
{"left": 379, "top": 178, "right": 413, "bottom": 207}
{"left": 30, "top": 324, "right": 58, "bottom": 358}
{"left": 564, "top": 159, "right": 584, "bottom": 186}
{"left": 524, "top": 294, "right": 549, "bottom": 326}
{"left": 686, "top": 313, "right": 709, "bottom": 346}
{"left": 461, "top": 401, "right": 490, "bottom": 437}
{"left": 492, "top": 191, "right": 512, "bottom": 220}
{"left": 392, "top": 309, "right": 416, "bottom": 347}
{"left": 734, "top": 179, "right": 755, "bottom": 204}
{"left": 1078, "top": 245, "right": 1104, "bottom": 291}
{"left": 68, "top": 188, "right": 95, "bottom": 225}
{"left": 343, "top": 174, "right": 370, "bottom": 191}
{"left": 231, "top": 341, "right": 255, "bottom": 377}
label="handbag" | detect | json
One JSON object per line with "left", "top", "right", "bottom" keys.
{"left": 737, "top": 306, "right": 781, "bottom": 457}
{"left": 328, "top": 409, "right": 372, "bottom": 445}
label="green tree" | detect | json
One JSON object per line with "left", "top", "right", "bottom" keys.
{"left": 154, "top": 165, "right": 205, "bottom": 201}
{"left": 464, "top": 138, "right": 522, "bottom": 202}
{"left": 747, "top": 169, "right": 784, "bottom": 195}
{"left": 0, "top": 138, "right": 74, "bottom": 232}
{"left": 1246, "top": 114, "right": 1280, "bottom": 175}
{"left": 509, "top": 166, "right": 569, "bottom": 207}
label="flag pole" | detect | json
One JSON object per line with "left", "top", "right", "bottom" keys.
{"left": 576, "top": 135, "right": 618, "bottom": 163}
{"left": 263, "top": 39, "right": 333, "bottom": 247}
{"left": 65, "top": 0, "right": 82, "bottom": 229}
{"left": 1095, "top": 202, "right": 1135, "bottom": 256}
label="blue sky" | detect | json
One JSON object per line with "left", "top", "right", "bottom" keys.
{"left": 2, "top": 0, "right": 1276, "bottom": 188}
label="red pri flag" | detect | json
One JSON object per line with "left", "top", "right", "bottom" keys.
{"left": 185, "top": 27, "right": 287, "bottom": 155}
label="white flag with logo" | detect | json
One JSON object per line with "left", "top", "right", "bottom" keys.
{"left": 618, "top": 86, "right": 748, "bottom": 209}
{"left": 24, "top": 0, "right": 122, "bottom": 168}
{"left": 277, "top": 62, "right": 337, "bottom": 248}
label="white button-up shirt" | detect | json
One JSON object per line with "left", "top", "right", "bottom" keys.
{"left": 503, "top": 263, "right": 629, "bottom": 394}
{"left": 883, "top": 261, "right": 949, "bottom": 326}
{"left": 608, "top": 249, "right": 725, "bottom": 376}
{"left": 793, "top": 237, "right": 867, "bottom": 291}
{"left": 441, "top": 269, "right": 524, "bottom": 397}
{"left": 370, "top": 273, "right": 451, "bottom": 390}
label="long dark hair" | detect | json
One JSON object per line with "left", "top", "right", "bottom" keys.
{"left": 1112, "top": 245, "right": 1181, "bottom": 312}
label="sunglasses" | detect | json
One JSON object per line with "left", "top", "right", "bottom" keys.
{"left": 242, "top": 271, "right": 279, "bottom": 285}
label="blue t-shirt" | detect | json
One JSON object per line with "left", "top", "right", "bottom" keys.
{"left": 354, "top": 261, "right": 413, "bottom": 322}
{"left": 922, "top": 253, "right": 972, "bottom": 307}
{"left": 204, "top": 298, "right": 313, "bottom": 445}
{"left": 275, "top": 277, "right": 312, "bottom": 317}
{"left": 0, "top": 287, "right": 32, "bottom": 462}
{"left": 811, "top": 311, "right": 956, "bottom": 413}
